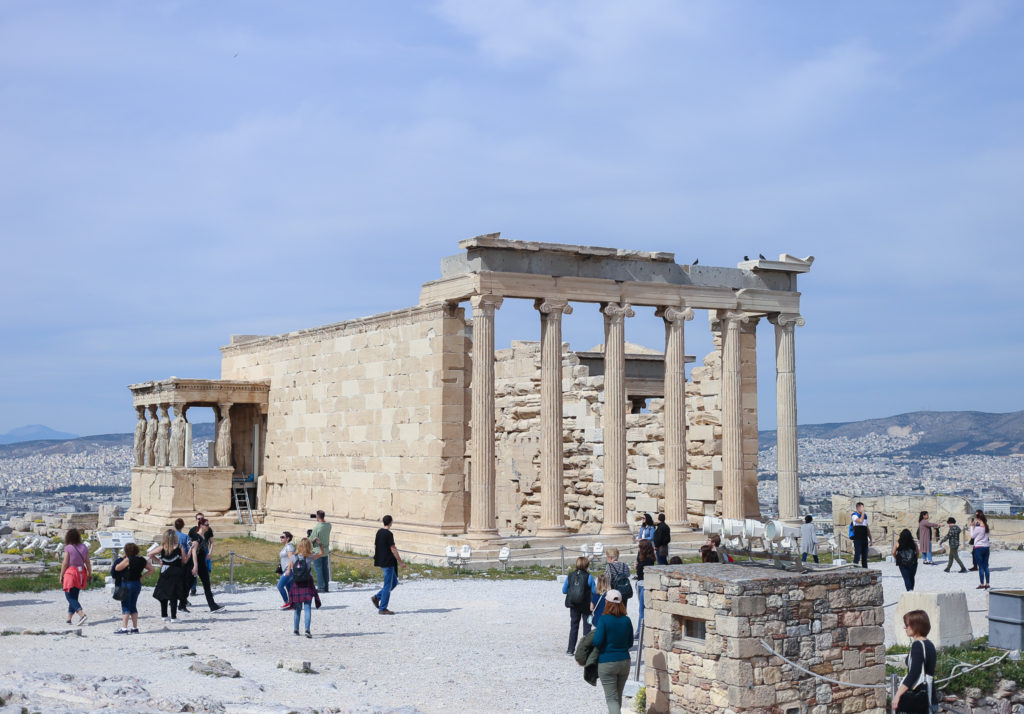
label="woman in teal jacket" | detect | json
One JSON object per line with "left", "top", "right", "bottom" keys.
{"left": 592, "top": 589, "right": 633, "bottom": 714}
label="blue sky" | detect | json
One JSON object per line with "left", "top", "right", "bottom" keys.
{"left": 1, "top": 1, "right": 1022, "bottom": 436}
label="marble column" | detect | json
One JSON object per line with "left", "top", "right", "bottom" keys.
{"left": 720, "top": 310, "right": 752, "bottom": 520}
{"left": 468, "top": 294, "right": 503, "bottom": 538}
{"left": 170, "top": 403, "right": 188, "bottom": 468}
{"left": 601, "top": 302, "right": 634, "bottom": 535}
{"left": 657, "top": 305, "right": 694, "bottom": 530}
{"left": 216, "top": 403, "right": 233, "bottom": 468}
{"left": 155, "top": 404, "right": 171, "bottom": 467}
{"left": 133, "top": 406, "right": 146, "bottom": 467}
{"left": 535, "top": 298, "right": 573, "bottom": 536}
{"left": 144, "top": 405, "right": 158, "bottom": 467}
{"left": 770, "top": 313, "right": 805, "bottom": 522}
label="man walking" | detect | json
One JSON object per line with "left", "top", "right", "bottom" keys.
{"left": 940, "top": 517, "right": 968, "bottom": 573}
{"left": 371, "top": 515, "right": 406, "bottom": 615}
{"left": 652, "top": 513, "right": 671, "bottom": 565}
{"left": 310, "top": 510, "right": 332, "bottom": 592}
{"left": 850, "top": 502, "right": 872, "bottom": 568}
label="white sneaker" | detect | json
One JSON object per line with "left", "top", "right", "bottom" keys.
{"left": 164, "top": 617, "right": 171, "bottom": 624}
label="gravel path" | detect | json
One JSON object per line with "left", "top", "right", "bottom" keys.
{"left": 0, "top": 551, "right": 1018, "bottom": 713}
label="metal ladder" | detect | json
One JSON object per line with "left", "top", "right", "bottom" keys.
{"left": 232, "top": 481, "right": 254, "bottom": 526}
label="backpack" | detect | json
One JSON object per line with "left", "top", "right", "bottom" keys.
{"left": 608, "top": 562, "right": 633, "bottom": 601}
{"left": 896, "top": 548, "right": 917, "bottom": 568}
{"left": 292, "top": 556, "right": 312, "bottom": 585}
{"left": 565, "top": 570, "right": 590, "bottom": 610}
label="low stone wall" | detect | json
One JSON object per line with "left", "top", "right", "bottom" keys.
{"left": 831, "top": 494, "right": 974, "bottom": 544}
{"left": 642, "top": 563, "right": 886, "bottom": 713}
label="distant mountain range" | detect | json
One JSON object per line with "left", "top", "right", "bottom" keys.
{"left": 759, "top": 410, "right": 1024, "bottom": 456}
{"left": 0, "top": 423, "right": 216, "bottom": 457}
{"left": 0, "top": 424, "right": 79, "bottom": 445}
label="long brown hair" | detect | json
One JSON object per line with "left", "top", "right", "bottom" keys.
{"left": 637, "top": 540, "right": 655, "bottom": 564}
{"left": 976, "top": 512, "right": 990, "bottom": 533}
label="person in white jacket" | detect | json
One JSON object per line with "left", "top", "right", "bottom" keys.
{"left": 800, "top": 515, "right": 819, "bottom": 564}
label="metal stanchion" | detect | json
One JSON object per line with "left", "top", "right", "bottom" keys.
{"left": 560, "top": 545, "right": 565, "bottom": 575}
{"left": 223, "top": 550, "right": 238, "bottom": 593}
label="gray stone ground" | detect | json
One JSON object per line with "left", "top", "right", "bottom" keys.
{"left": 0, "top": 550, "right": 1018, "bottom": 713}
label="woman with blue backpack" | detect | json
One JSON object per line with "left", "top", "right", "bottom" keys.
{"left": 287, "top": 537, "right": 322, "bottom": 638}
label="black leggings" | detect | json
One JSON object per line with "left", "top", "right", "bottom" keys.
{"left": 159, "top": 599, "right": 178, "bottom": 618}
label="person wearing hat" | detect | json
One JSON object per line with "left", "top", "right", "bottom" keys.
{"left": 592, "top": 588, "right": 633, "bottom": 714}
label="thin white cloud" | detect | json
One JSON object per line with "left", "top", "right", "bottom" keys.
{"left": 929, "top": 0, "right": 1008, "bottom": 53}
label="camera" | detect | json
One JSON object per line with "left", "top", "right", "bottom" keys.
{"left": 306, "top": 529, "right": 313, "bottom": 537}
{"left": 309, "top": 513, "right": 317, "bottom": 519}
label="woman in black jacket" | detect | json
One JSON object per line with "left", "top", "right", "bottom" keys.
{"left": 893, "top": 529, "right": 920, "bottom": 592}
{"left": 893, "top": 609, "right": 937, "bottom": 713}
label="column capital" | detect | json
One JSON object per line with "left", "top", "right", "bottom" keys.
{"left": 601, "top": 301, "right": 635, "bottom": 321}
{"left": 769, "top": 312, "right": 806, "bottom": 329}
{"left": 656, "top": 305, "right": 694, "bottom": 324}
{"left": 469, "top": 294, "right": 504, "bottom": 314}
{"left": 534, "top": 298, "right": 573, "bottom": 316}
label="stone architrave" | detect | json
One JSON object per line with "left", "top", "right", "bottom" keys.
{"left": 720, "top": 310, "right": 753, "bottom": 520}
{"left": 770, "top": 312, "right": 805, "bottom": 522}
{"left": 170, "top": 404, "right": 188, "bottom": 468}
{"left": 155, "top": 404, "right": 171, "bottom": 467}
{"left": 133, "top": 407, "right": 146, "bottom": 467}
{"left": 535, "top": 298, "right": 573, "bottom": 536}
{"left": 144, "top": 405, "right": 158, "bottom": 467}
{"left": 468, "top": 294, "right": 503, "bottom": 538}
{"left": 601, "top": 301, "right": 635, "bottom": 535}
{"left": 216, "top": 403, "right": 233, "bottom": 468}
{"left": 657, "top": 305, "right": 694, "bottom": 530}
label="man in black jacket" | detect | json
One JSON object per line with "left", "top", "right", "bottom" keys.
{"left": 653, "top": 513, "right": 671, "bottom": 564}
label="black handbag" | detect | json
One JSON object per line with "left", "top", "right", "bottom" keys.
{"left": 112, "top": 584, "right": 125, "bottom": 601}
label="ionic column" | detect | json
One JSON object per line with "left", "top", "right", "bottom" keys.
{"left": 144, "top": 405, "right": 158, "bottom": 467}
{"left": 657, "top": 305, "right": 694, "bottom": 530}
{"left": 155, "top": 404, "right": 171, "bottom": 467}
{"left": 468, "top": 294, "right": 503, "bottom": 538}
{"left": 770, "top": 313, "right": 805, "bottom": 521}
{"left": 216, "top": 403, "right": 233, "bottom": 468}
{"left": 535, "top": 298, "right": 573, "bottom": 536}
{"left": 601, "top": 302, "right": 634, "bottom": 535}
{"left": 133, "top": 406, "right": 146, "bottom": 467}
{"left": 720, "top": 310, "right": 752, "bottom": 520}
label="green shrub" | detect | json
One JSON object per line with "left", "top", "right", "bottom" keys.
{"left": 633, "top": 685, "right": 646, "bottom": 713}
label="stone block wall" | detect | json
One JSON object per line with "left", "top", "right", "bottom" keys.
{"left": 831, "top": 494, "right": 973, "bottom": 545}
{"left": 220, "top": 303, "right": 470, "bottom": 549}
{"left": 643, "top": 564, "right": 886, "bottom": 714}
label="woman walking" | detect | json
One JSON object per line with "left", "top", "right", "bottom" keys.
{"left": 893, "top": 610, "right": 937, "bottom": 713}
{"left": 277, "top": 531, "right": 296, "bottom": 610}
{"left": 918, "top": 511, "right": 940, "bottom": 564}
{"left": 152, "top": 528, "right": 190, "bottom": 623}
{"left": 604, "top": 548, "right": 632, "bottom": 611}
{"left": 189, "top": 522, "right": 223, "bottom": 612}
{"left": 893, "top": 529, "right": 920, "bottom": 592}
{"left": 60, "top": 528, "right": 91, "bottom": 625}
{"left": 591, "top": 573, "right": 610, "bottom": 629}
{"left": 971, "top": 512, "right": 991, "bottom": 589}
{"left": 287, "top": 537, "right": 320, "bottom": 637}
{"left": 593, "top": 589, "right": 633, "bottom": 714}
{"left": 562, "top": 556, "right": 596, "bottom": 655}
{"left": 113, "top": 542, "right": 153, "bottom": 633}
{"left": 634, "top": 540, "right": 656, "bottom": 638}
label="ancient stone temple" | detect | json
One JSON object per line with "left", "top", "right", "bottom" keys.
{"left": 118, "top": 236, "right": 813, "bottom": 556}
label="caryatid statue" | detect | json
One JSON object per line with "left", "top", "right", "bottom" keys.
{"left": 170, "top": 403, "right": 188, "bottom": 468}
{"left": 144, "top": 405, "right": 158, "bottom": 467}
{"left": 133, "top": 406, "right": 146, "bottom": 467}
{"left": 155, "top": 404, "right": 171, "bottom": 467}
{"left": 216, "top": 403, "right": 232, "bottom": 468}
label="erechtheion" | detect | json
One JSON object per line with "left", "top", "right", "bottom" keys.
{"left": 118, "top": 236, "right": 813, "bottom": 556}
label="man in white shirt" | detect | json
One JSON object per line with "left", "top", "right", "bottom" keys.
{"left": 850, "top": 502, "right": 872, "bottom": 568}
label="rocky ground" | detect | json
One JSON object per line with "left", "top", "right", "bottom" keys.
{"left": 0, "top": 551, "right": 1021, "bottom": 713}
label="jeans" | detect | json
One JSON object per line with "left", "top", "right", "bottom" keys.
{"left": 121, "top": 580, "right": 142, "bottom": 615}
{"left": 655, "top": 546, "right": 668, "bottom": 565}
{"left": 923, "top": 546, "right": 933, "bottom": 564}
{"left": 313, "top": 556, "right": 330, "bottom": 591}
{"left": 637, "top": 585, "right": 645, "bottom": 629}
{"left": 293, "top": 601, "right": 311, "bottom": 631}
{"left": 945, "top": 547, "right": 966, "bottom": 572}
{"left": 277, "top": 573, "right": 293, "bottom": 603}
{"left": 568, "top": 606, "right": 591, "bottom": 653}
{"left": 976, "top": 547, "right": 991, "bottom": 585}
{"left": 376, "top": 566, "right": 398, "bottom": 611}
{"left": 598, "top": 659, "right": 631, "bottom": 714}
{"left": 64, "top": 588, "right": 81, "bottom": 614}
{"left": 898, "top": 565, "right": 916, "bottom": 591}
{"left": 852, "top": 538, "right": 869, "bottom": 568}
{"left": 801, "top": 552, "right": 819, "bottom": 563}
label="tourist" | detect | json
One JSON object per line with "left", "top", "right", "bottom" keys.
{"left": 60, "top": 528, "right": 91, "bottom": 625}
{"left": 939, "top": 517, "right": 967, "bottom": 573}
{"left": 652, "top": 513, "right": 671, "bottom": 565}
{"left": 604, "top": 548, "right": 632, "bottom": 610}
{"left": 800, "top": 515, "right": 819, "bottom": 564}
{"left": 849, "top": 502, "right": 871, "bottom": 568}
{"left": 593, "top": 589, "right": 633, "bottom": 714}
{"left": 893, "top": 529, "right": 919, "bottom": 592}
{"left": 892, "top": 610, "right": 937, "bottom": 713}
{"left": 287, "top": 536, "right": 319, "bottom": 637}
{"left": 189, "top": 523, "right": 224, "bottom": 612}
{"left": 173, "top": 518, "right": 193, "bottom": 610}
{"left": 668, "top": 556, "right": 683, "bottom": 565}
{"left": 562, "top": 556, "right": 596, "bottom": 655}
{"left": 635, "top": 513, "right": 655, "bottom": 543}
{"left": 971, "top": 512, "right": 991, "bottom": 590}
{"left": 310, "top": 510, "right": 332, "bottom": 592}
{"left": 277, "top": 531, "right": 296, "bottom": 609}
{"left": 152, "top": 528, "right": 189, "bottom": 623}
{"left": 591, "top": 573, "right": 610, "bottom": 628}
{"left": 113, "top": 542, "right": 153, "bottom": 633}
{"left": 187, "top": 512, "right": 213, "bottom": 596}
{"left": 918, "top": 511, "right": 941, "bottom": 565}
{"left": 634, "top": 540, "right": 656, "bottom": 638}
{"left": 707, "top": 534, "right": 733, "bottom": 563}
{"left": 371, "top": 514, "right": 406, "bottom": 615}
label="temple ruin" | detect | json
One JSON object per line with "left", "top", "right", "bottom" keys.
{"left": 118, "top": 236, "right": 813, "bottom": 556}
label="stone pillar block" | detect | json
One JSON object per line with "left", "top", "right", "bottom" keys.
{"left": 894, "top": 591, "right": 973, "bottom": 648}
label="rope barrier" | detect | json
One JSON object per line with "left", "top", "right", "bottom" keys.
{"left": 935, "top": 651, "right": 1011, "bottom": 687}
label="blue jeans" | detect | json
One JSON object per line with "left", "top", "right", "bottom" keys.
{"left": 120, "top": 580, "right": 142, "bottom": 615}
{"left": 898, "top": 565, "right": 916, "bottom": 592}
{"left": 313, "top": 556, "right": 330, "bottom": 591}
{"left": 976, "top": 547, "right": 991, "bottom": 585}
{"left": 923, "top": 546, "right": 933, "bottom": 563}
{"left": 293, "top": 601, "right": 311, "bottom": 631}
{"left": 65, "top": 588, "right": 81, "bottom": 614}
{"left": 376, "top": 566, "right": 398, "bottom": 611}
{"left": 277, "top": 573, "right": 293, "bottom": 603}
{"left": 801, "top": 552, "right": 819, "bottom": 563}
{"left": 637, "top": 584, "right": 645, "bottom": 629}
